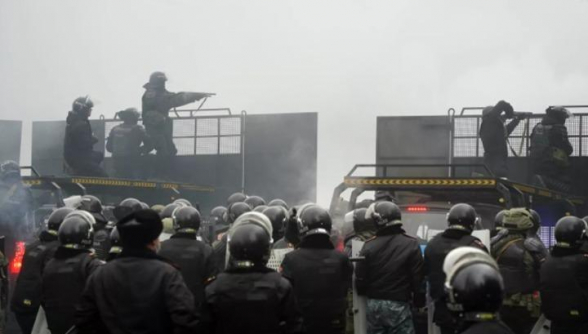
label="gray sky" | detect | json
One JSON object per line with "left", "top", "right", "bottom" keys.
{"left": 2, "top": 0, "right": 588, "bottom": 205}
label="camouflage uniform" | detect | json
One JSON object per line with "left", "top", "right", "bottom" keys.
{"left": 366, "top": 300, "right": 414, "bottom": 334}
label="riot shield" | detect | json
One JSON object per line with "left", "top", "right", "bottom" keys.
{"left": 351, "top": 239, "right": 367, "bottom": 334}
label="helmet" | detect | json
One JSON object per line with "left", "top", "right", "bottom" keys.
{"left": 443, "top": 247, "right": 489, "bottom": 276}
{"left": 298, "top": 205, "right": 332, "bottom": 238}
{"left": 151, "top": 204, "right": 165, "bottom": 214}
{"left": 210, "top": 206, "right": 228, "bottom": 225}
{"left": 229, "top": 223, "right": 271, "bottom": 266}
{"left": 47, "top": 207, "right": 75, "bottom": 233}
{"left": 253, "top": 205, "right": 268, "bottom": 213}
{"left": 493, "top": 210, "right": 506, "bottom": 231}
{"left": 148, "top": 71, "right": 167, "bottom": 86}
{"left": 118, "top": 108, "right": 140, "bottom": 123}
{"left": 140, "top": 202, "right": 150, "bottom": 210}
{"left": 109, "top": 227, "right": 122, "bottom": 254}
{"left": 343, "top": 211, "right": 355, "bottom": 238}
{"left": 227, "top": 202, "right": 252, "bottom": 224}
{"left": 64, "top": 210, "right": 96, "bottom": 227}
{"left": 72, "top": 96, "right": 94, "bottom": 114}
{"left": 172, "top": 206, "right": 201, "bottom": 232}
{"left": 114, "top": 198, "right": 144, "bottom": 220}
{"left": 227, "top": 192, "right": 247, "bottom": 206}
{"left": 447, "top": 204, "right": 478, "bottom": 232}
{"left": 374, "top": 191, "right": 395, "bottom": 202}
{"left": 529, "top": 209, "right": 542, "bottom": 236}
{"left": 173, "top": 198, "right": 192, "bottom": 207}
{"left": 244, "top": 196, "right": 266, "bottom": 209}
{"left": 554, "top": 216, "right": 587, "bottom": 248}
{"left": 0, "top": 160, "right": 20, "bottom": 181}
{"left": 118, "top": 209, "right": 163, "bottom": 248}
{"left": 546, "top": 106, "right": 572, "bottom": 121}
{"left": 78, "top": 195, "right": 107, "bottom": 224}
{"left": 160, "top": 203, "right": 181, "bottom": 220}
{"left": 262, "top": 206, "right": 288, "bottom": 240}
{"left": 58, "top": 215, "right": 95, "bottom": 249}
{"left": 502, "top": 208, "right": 534, "bottom": 232}
{"left": 268, "top": 199, "right": 289, "bottom": 210}
{"left": 352, "top": 208, "right": 375, "bottom": 236}
{"left": 231, "top": 212, "right": 273, "bottom": 241}
{"left": 366, "top": 201, "right": 402, "bottom": 229}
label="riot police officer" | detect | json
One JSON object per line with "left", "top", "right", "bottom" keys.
{"left": 63, "top": 96, "right": 107, "bottom": 177}
{"left": 106, "top": 227, "right": 122, "bottom": 262}
{"left": 262, "top": 205, "right": 288, "bottom": 245}
{"left": 479, "top": 100, "right": 521, "bottom": 178}
{"left": 141, "top": 72, "right": 211, "bottom": 178}
{"left": 159, "top": 206, "right": 216, "bottom": 308}
{"left": 280, "top": 204, "right": 352, "bottom": 334}
{"left": 424, "top": 203, "right": 487, "bottom": 334}
{"left": 529, "top": 106, "right": 574, "bottom": 191}
{"left": 244, "top": 195, "right": 266, "bottom": 209}
{"left": 491, "top": 208, "right": 545, "bottom": 334}
{"left": 41, "top": 211, "right": 104, "bottom": 334}
{"left": 209, "top": 206, "right": 228, "bottom": 245}
{"left": 342, "top": 208, "right": 376, "bottom": 257}
{"left": 11, "top": 207, "right": 72, "bottom": 334}
{"left": 203, "top": 222, "right": 304, "bottom": 334}
{"left": 76, "top": 209, "right": 200, "bottom": 333}
{"left": 355, "top": 201, "right": 424, "bottom": 334}
{"left": 212, "top": 202, "right": 251, "bottom": 272}
{"left": 444, "top": 247, "right": 514, "bottom": 334}
{"left": 77, "top": 195, "right": 110, "bottom": 260}
{"left": 106, "top": 107, "right": 152, "bottom": 179}
{"left": 540, "top": 216, "right": 588, "bottom": 334}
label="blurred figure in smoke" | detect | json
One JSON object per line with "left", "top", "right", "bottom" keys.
{"left": 479, "top": 100, "right": 521, "bottom": 178}
{"left": 0, "top": 160, "right": 33, "bottom": 236}
{"left": 63, "top": 96, "right": 107, "bottom": 177}
{"left": 529, "top": 106, "right": 573, "bottom": 192}
{"left": 141, "top": 71, "right": 212, "bottom": 179}
{"left": 106, "top": 108, "right": 152, "bottom": 179}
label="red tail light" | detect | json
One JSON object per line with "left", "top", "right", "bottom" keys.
{"left": 10, "top": 241, "right": 25, "bottom": 275}
{"left": 406, "top": 206, "right": 429, "bottom": 212}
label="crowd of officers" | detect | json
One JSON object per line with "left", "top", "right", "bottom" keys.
{"left": 6, "top": 188, "right": 588, "bottom": 334}
{"left": 64, "top": 72, "right": 212, "bottom": 179}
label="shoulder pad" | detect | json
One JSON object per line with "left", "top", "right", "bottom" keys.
{"left": 523, "top": 238, "right": 545, "bottom": 253}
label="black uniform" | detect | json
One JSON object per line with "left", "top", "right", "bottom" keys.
{"left": 424, "top": 229, "right": 487, "bottom": 333}
{"left": 280, "top": 236, "right": 352, "bottom": 334}
{"left": 105, "top": 122, "right": 151, "bottom": 178}
{"left": 41, "top": 247, "right": 103, "bottom": 334}
{"left": 212, "top": 234, "right": 228, "bottom": 272}
{"left": 540, "top": 247, "right": 588, "bottom": 334}
{"left": 491, "top": 233, "right": 544, "bottom": 334}
{"left": 63, "top": 111, "right": 106, "bottom": 177}
{"left": 479, "top": 102, "right": 519, "bottom": 177}
{"left": 75, "top": 248, "right": 200, "bottom": 334}
{"left": 11, "top": 231, "right": 59, "bottom": 334}
{"left": 204, "top": 265, "right": 304, "bottom": 334}
{"left": 529, "top": 114, "right": 573, "bottom": 190}
{"left": 159, "top": 232, "right": 216, "bottom": 308}
{"left": 459, "top": 320, "right": 515, "bottom": 334}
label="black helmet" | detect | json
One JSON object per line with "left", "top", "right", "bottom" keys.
{"left": 554, "top": 216, "right": 587, "bottom": 248}
{"left": 546, "top": 106, "right": 572, "bottom": 122}
{"left": 227, "top": 192, "right": 247, "bottom": 206}
{"left": 227, "top": 202, "right": 252, "bottom": 224}
{"left": 447, "top": 204, "right": 478, "bottom": 232}
{"left": 229, "top": 223, "right": 271, "bottom": 266}
{"left": 446, "top": 263, "right": 504, "bottom": 315}
{"left": 0, "top": 160, "right": 20, "bottom": 181}
{"left": 493, "top": 210, "right": 506, "bottom": 231}
{"left": 173, "top": 198, "right": 192, "bottom": 207}
{"left": 172, "top": 206, "right": 201, "bottom": 232}
{"left": 118, "top": 108, "right": 140, "bottom": 123}
{"left": 58, "top": 214, "right": 95, "bottom": 249}
{"left": 210, "top": 206, "right": 228, "bottom": 225}
{"left": 118, "top": 209, "right": 163, "bottom": 248}
{"left": 366, "top": 201, "right": 402, "bottom": 229}
{"left": 529, "top": 209, "right": 541, "bottom": 236}
{"left": 148, "top": 71, "right": 167, "bottom": 87}
{"left": 78, "top": 195, "right": 107, "bottom": 225}
{"left": 109, "top": 227, "right": 122, "bottom": 254}
{"left": 47, "top": 207, "right": 75, "bottom": 233}
{"left": 114, "top": 198, "right": 143, "bottom": 221}
{"left": 244, "top": 195, "right": 266, "bottom": 209}
{"left": 298, "top": 205, "right": 332, "bottom": 238}
{"left": 160, "top": 203, "right": 181, "bottom": 220}
{"left": 263, "top": 206, "right": 288, "bottom": 240}
{"left": 72, "top": 96, "right": 94, "bottom": 114}
{"left": 353, "top": 208, "right": 375, "bottom": 236}
{"left": 253, "top": 205, "right": 268, "bottom": 213}
{"left": 268, "top": 199, "right": 289, "bottom": 210}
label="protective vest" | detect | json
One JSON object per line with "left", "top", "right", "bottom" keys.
{"left": 530, "top": 123, "right": 552, "bottom": 157}
{"left": 110, "top": 125, "right": 142, "bottom": 157}
{"left": 11, "top": 239, "right": 59, "bottom": 313}
{"left": 42, "top": 251, "right": 94, "bottom": 334}
{"left": 541, "top": 252, "right": 588, "bottom": 322}
{"left": 493, "top": 236, "right": 534, "bottom": 295}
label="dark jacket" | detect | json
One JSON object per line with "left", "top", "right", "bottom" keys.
{"left": 280, "top": 235, "right": 352, "bottom": 334}
{"left": 530, "top": 115, "right": 573, "bottom": 158}
{"left": 203, "top": 265, "right": 304, "bottom": 334}
{"left": 492, "top": 233, "right": 543, "bottom": 295}
{"left": 75, "top": 248, "right": 200, "bottom": 334}
{"left": 106, "top": 123, "right": 152, "bottom": 157}
{"left": 355, "top": 225, "right": 424, "bottom": 304}
{"left": 41, "top": 247, "right": 103, "bottom": 334}
{"left": 11, "top": 231, "right": 59, "bottom": 314}
{"left": 63, "top": 112, "right": 98, "bottom": 163}
{"left": 480, "top": 105, "right": 520, "bottom": 157}
{"left": 159, "top": 233, "right": 216, "bottom": 308}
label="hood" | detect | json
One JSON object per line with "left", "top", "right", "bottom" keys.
{"left": 66, "top": 111, "right": 87, "bottom": 124}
